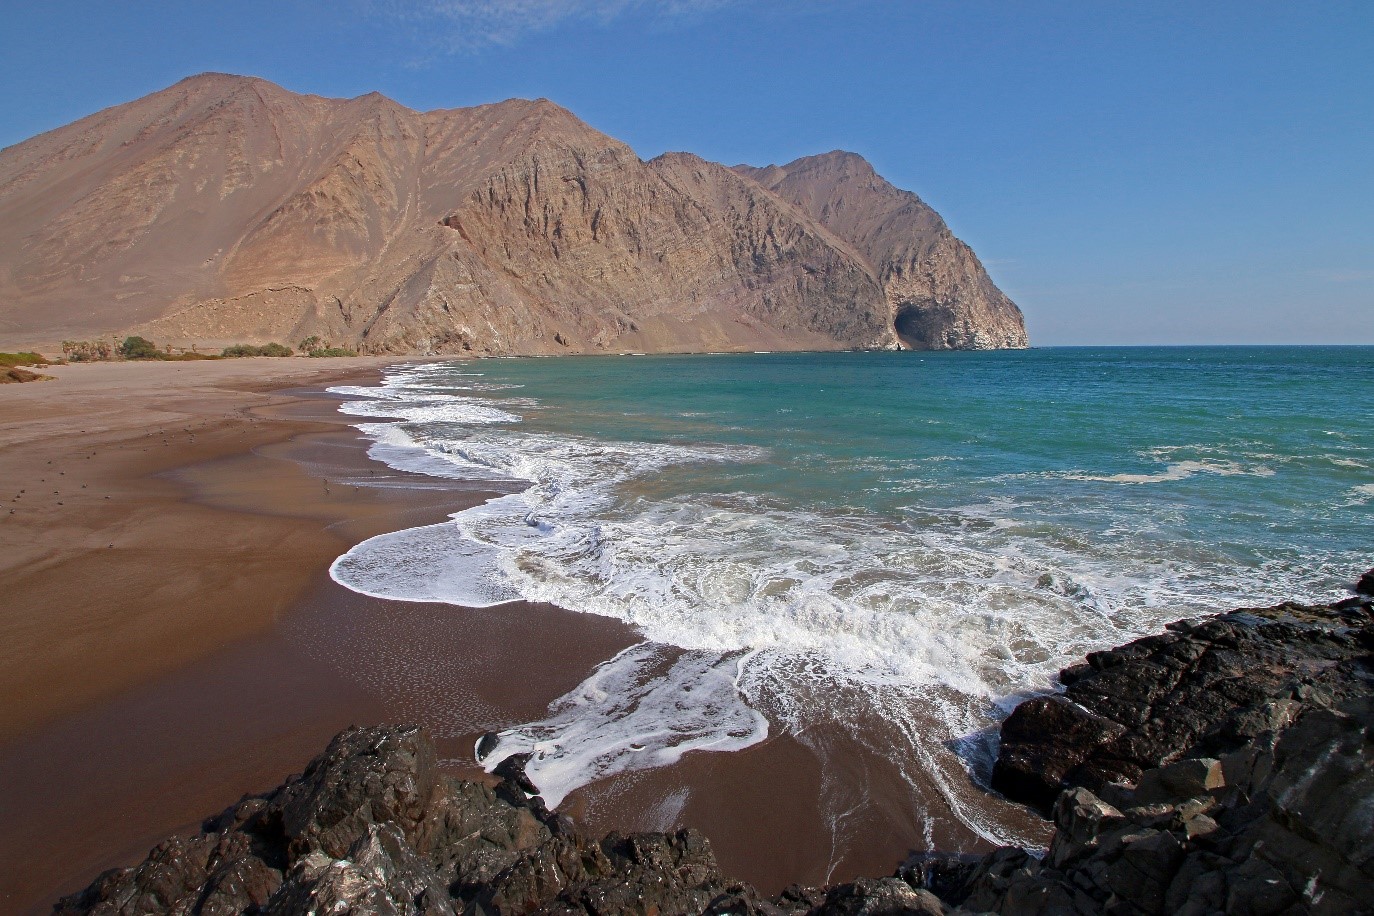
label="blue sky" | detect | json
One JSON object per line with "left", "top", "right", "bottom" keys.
{"left": 2, "top": 1, "right": 1371, "bottom": 345}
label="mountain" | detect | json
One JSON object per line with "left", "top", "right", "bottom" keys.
{"left": 0, "top": 73, "right": 1027, "bottom": 354}
{"left": 735, "top": 153, "right": 1028, "bottom": 350}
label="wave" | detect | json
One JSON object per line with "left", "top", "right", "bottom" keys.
{"left": 325, "top": 363, "right": 1356, "bottom": 854}
{"left": 1060, "top": 458, "right": 1275, "bottom": 484}
{"left": 475, "top": 643, "right": 769, "bottom": 808}
{"left": 1343, "top": 483, "right": 1374, "bottom": 506}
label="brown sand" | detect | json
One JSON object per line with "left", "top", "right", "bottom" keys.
{"left": 0, "top": 357, "right": 1044, "bottom": 915}
{"left": 0, "top": 357, "right": 397, "bottom": 739}
{"left": 0, "top": 358, "right": 644, "bottom": 912}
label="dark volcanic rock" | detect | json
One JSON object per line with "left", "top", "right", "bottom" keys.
{"left": 945, "top": 584, "right": 1374, "bottom": 914}
{"left": 991, "top": 595, "right": 1374, "bottom": 814}
{"left": 55, "top": 725, "right": 731, "bottom": 916}
{"left": 1357, "top": 567, "right": 1374, "bottom": 596}
{"left": 55, "top": 581, "right": 1374, "bottom": 916}
{"left": 908, "top": 698, "right": 1374, "bottom": 915}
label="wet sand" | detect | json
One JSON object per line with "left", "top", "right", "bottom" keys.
{"left": 0, "top": 357, "right": 1044, "bottom": 914}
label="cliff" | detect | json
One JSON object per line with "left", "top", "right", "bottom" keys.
{"left": 0, "top": 73, "right": 1027, "bottom": 354}
{"left": 734, "top": 153, "right": 1027, "bottom": 351}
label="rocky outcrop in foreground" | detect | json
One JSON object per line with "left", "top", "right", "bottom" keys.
{"left": 992, "top": 596, "right": 1374, "bottom": 816}
{"left": 58, "top": 576, "right": 1373, "bottom": 915}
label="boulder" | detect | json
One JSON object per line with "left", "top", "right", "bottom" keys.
{"left": 55, "top": 725, "right": 735, "bottom": 916}
{"left": 1356, "top": 567, "right": 1374, "bottom": 596}
{"left": 993, "top": 595, "right": 1373, "bottom": 814}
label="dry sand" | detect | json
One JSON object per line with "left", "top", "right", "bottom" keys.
{"left": 0, "top": 356, "right": 1043, "bottom": 915}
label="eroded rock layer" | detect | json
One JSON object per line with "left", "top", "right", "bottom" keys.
{"left": 0, "top": 73, "right": 1027, "bottom": 354}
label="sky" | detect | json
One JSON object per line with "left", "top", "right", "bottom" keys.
{"left": 2, "top": 1, "right": 1371, "bottom": 345}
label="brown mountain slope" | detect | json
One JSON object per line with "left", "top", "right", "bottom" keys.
{"left": 0, "top": 74, "right": 1027, "bottom": 353}
{"left": 734, "top": 151, "right": 1028, "bottom": 350}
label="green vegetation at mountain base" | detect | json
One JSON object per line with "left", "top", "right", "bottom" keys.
{"left": 221, "top": 343, "right": 294, "bottom": 358}
{"left": 0, "top": 351, "right": 48, "bottom": 368}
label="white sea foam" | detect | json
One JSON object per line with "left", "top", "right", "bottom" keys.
{"left": 1343, "top": 483, "right": 1374, "bottom": 505}
{"left": 476, "top": 644, "right": 768, "bottom": 808}
{"left": 1061, "top": 458, "right": 1275, "bottom": 484}
{"left": 326, "top": 365, "right": 1351, "bottom": 854}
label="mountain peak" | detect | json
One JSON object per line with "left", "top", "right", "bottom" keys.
{"left": 0, "top": 74, "right": 1026, "bottom": 354}
{"left": 791, "top": 149, "right": 873, "bottom": 169}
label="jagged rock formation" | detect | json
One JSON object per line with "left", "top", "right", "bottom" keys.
{"left": 991, "top": 595, "right": 1374, "bottom": 817}
{"left": 0, "top": 73, "right": 1026, "bottom": 355}
{"left": 912, "top": 699, "right": 1374, "bottom": 914}
{"left": 54, "top": 580, "right": 1373, "bottom": 915}
{"left": 919, "top": 586, "right": 1374, "bottom": 915}
{"left": 56, "top": 726, "right": 738, "bottom": 916}
{"left": 735, "top": 153, "right": 1027, "bottom": 351}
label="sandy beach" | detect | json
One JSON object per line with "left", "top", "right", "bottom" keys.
{"left": 0, "top": 357, "right": 462, "bottom": 911}
{"left": 0, "top": 357, "right": 1039, "bottom": 914}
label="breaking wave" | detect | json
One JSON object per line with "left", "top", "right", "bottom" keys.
{"left": 326, "top": 357, "right": 1367, "bottom": 853}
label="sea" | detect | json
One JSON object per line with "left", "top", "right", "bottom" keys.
{"left": 328, "top": 346, "right": 1373, "bottom": 849}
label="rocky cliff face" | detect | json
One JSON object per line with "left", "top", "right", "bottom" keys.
{"left": 0, "top": 73, "right": 1026, "bottom": 354}
{"left": 735, "top": 152, "right": 1028, "bottom": 351}
{"left": 55, "top": 576, "right": 1373, "bottom": 915}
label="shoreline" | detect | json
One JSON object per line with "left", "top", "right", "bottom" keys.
{"left": 49, "top": 582, "right": 1374, "bottom": 914}
{"left": 0, "top": 357, "right": 513, "bottom": 912}
{"left": 7, "top": 355, "right": 1364, "bottom": 912}
{"left": 0, "top": 357, "right": 945, "bottom": 913}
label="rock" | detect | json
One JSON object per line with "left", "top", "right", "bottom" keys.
{"left": 911, "top": 589, "right": 1374, "bottom": 916}
{"left": 1130, "top": 757, "right": 1224, "bottom": 806}
{"left": 990, "top": 696, "right": 1127, "bottom": 815}
{"left": 992, "top": 595, "right": 1374, "bottom": 814}
{"left": 1357, "top": 567, "right": 1374, "bottom": 596}
{"left": 276, "top": 725, "right": 438, "bottom": 859}
{"left": 55, "top": 724, "right": 739, "bottom": 916}
{"left": 0, "top": 75, "right": 1027, "bottom": 356}
{"left": 491, "top": 752, "right": 540, "bottom": 798}
{"left": 54, "top": 831, "right": 275, "bottom": 916}
{"left": 809, "top": 876, "right": 947, "bottom": 915}
{"left": 1046, "top": 788, "right": 1123, "bottom": 869}
{"left": 52, "top": 580, "right": 1374, "bottom": 916}
{"left": 475, "top": 730, "right": 501, "bottom": 760}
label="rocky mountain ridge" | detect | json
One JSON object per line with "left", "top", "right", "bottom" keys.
{"left": 56, "top": 573, "right": 1373, "bottom": 914}
{"left": 0, "top": 73, "right": 1027, "bottom": 355}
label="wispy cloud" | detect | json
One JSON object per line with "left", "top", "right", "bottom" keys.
{"left": 374, "top": 0, "right": 736, "bottom": 52}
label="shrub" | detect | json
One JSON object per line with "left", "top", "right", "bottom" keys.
{"left": 308, "top": 347, "right": 358, "bottom": 358}
{"left": 62, "top": 340, "right": 114, "bottom": 362}
{"left": 3, "top": 367, "right": 51, "bottom": 384}
{"left": 119, "top": 336, "right": 162, "bottom": 359}
{"left": 161, "top": 351, "right": 222, "bottom": 361}
{"left": 0, "top": 351, "right": 48, "bottom": 368}
{"left": 298, "top": 335, "right": 323, "bottom": 352}
{"left": 221, "top": 342, "right": 294, "bottom": 358}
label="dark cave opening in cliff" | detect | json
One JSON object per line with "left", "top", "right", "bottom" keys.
{"left": 893, "top": 302, "right": 951, "bottom": 350}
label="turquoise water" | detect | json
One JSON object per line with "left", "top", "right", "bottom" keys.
{"left": 329, "top": 346, "right": 1373, "bottom": 847}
